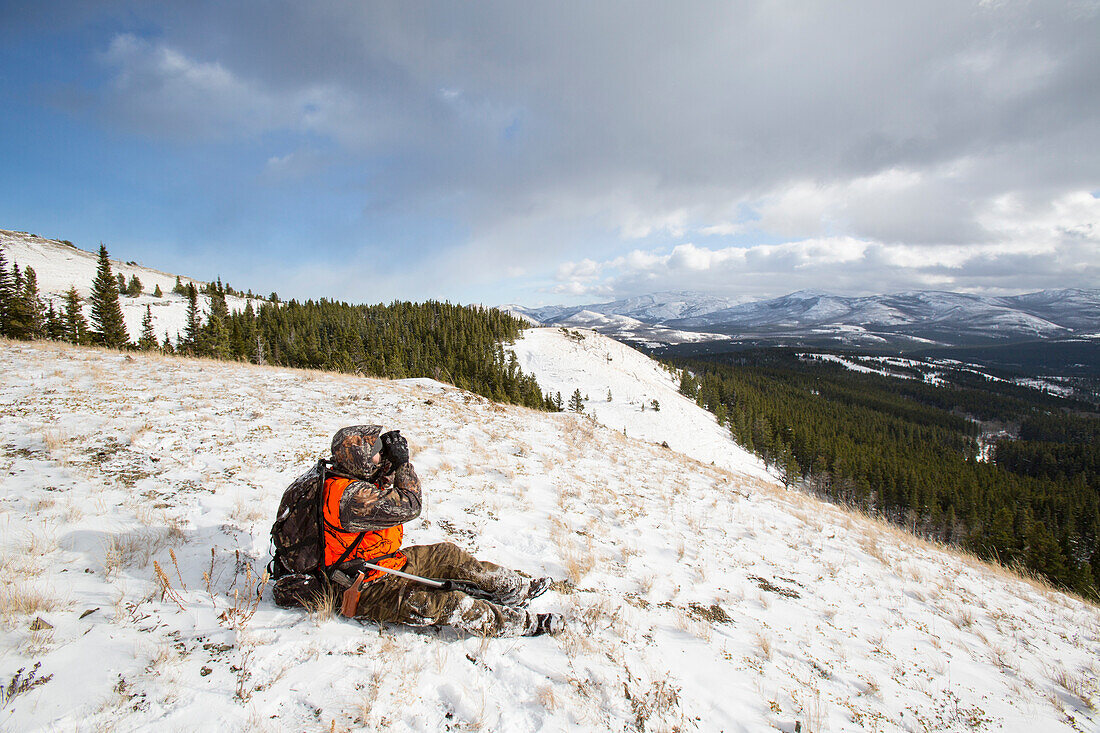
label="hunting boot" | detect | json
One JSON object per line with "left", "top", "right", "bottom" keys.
{"left": 495, "top": 576, "right": 554, "bottom": 607}
{"left": 525, "top": 612, "right": 565, "bottom": 637}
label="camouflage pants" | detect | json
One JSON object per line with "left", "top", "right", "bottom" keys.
{"left": 351, "top": 542, "right": 532, "bottom": 637}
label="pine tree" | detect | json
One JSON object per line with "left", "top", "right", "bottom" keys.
{"left": 0, "top": 249, "right": 12, "bottom": 337}
{"left": 22, "top": 266, "right": 45, "bottom": 338}
{"left": 5, "top": 263, "right": 32, "bottom": 339}
{"left": 607, "top": 388, "right": 613, "bottom": 402}
{"left": 126, "top": 274, "right": 143, "bottom": 296}
{"left": 62, "top": 287, "right": 89, "bottom": 344}
{"left": 90, "top": 244, "right": 129, "bottom": 348}
{"left": 45, "top": 302, "right": 64, "bottom": 341}
{"left": 198, "top": 282, "right": 231, "bottom": 359}
{"left": 116, "top": 272, "right": 126, "bottom": 293}
{"left": 183, "top": 284, "right": 202, "bottom": 354}
{"left": 173, "top": 276, "right": 186, "bottom": 295}
{"left": 138, "top": 305, "right": 158, "bottom": 350}
{"left": 569, "top": 388, "right": 585, "bottom": 413}
{"left": 153, "top": 284, "right": 163, "bottom": 298}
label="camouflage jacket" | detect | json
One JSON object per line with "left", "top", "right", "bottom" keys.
{"left": 330, "top": 459, "right": 423, "bottom": 533}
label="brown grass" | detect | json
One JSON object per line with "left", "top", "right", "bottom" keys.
{"left": 1052, "top": 667, "right": 1096, "bottom": 711}
{"left": 754, "top": 630, "right": 773, "bottom": 660}
{"left": 0, "top": 581, "right": 56, "bottom": 624}
{"left": 306, "top": 583, "right": 339, "bottom": 625}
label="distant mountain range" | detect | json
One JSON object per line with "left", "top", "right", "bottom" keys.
{"left": 504, "top": 288, "right": 1100, "bottom": 350}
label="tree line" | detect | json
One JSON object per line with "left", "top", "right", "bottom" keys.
{"left": 0, "top": 244, "right": 556, "bottom": 411}
{"left": 671, "top": 349, "right": 1099, "bottom": 599}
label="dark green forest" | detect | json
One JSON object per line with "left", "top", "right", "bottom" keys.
{"left": 672, "top": 349, "right": 1100, "bottom": 599}
{"left": 0, "top": 247, "right": 555, "bottom": 411}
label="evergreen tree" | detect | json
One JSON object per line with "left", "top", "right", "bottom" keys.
{"left": 90, "top": 244, "right": 129, "bottom": 348}
{"left": 126, "top": 274, "right": 143, "bottom": 296}
{"left": 201, "top": 282, "right": 231, "bottom": 358}
{"left": 45, "top": 302, "right": 64, "bottom": 341}
{"left": 650, "top": 399, "right": 660, "bottom": 412}
{"left": 138, "top": 305, "right": 158, "bottom": 350}
{"left": 153, "top": 283, "right": 163, "bottom": 298}
{"left": 62, "top": 287, "right": 89, "bottom": 344}
{"left": 5, "top": 263, "right": 32, "bottom": 339}
{"left": 0, "top": 249, "right": 12, "bottom": 337}
{"left": 22, "top": 266, "right": 46, "bottom": 338}
{"left": 173, "top": 276, "right": 186, "bottom": 295}
{"left": 116, "top": 272, "right": 126, "bottom": 293}
{"left": 183, "top": 284, "right": 202, "bottom": 354}
{"left": 569, "top": 389, "right": 585, "bottom": 413}
{"left": 679, "top": 370, "right": 697, "bottom": 398}
{"left": 607, "top": 388, "right": 613, "bottom": 402}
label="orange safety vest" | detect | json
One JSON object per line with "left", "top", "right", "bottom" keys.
{"left": 322, "top": 476, "right": 407, "bottom": 581}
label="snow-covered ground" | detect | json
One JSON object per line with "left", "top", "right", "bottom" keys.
{"left": 1, "top": 230, "right": 259, "bottom": 344}
{"left": 509, "top": 326, "right": 772, "bottom": 482}
{"left": 2, "top": 338, "right": 1098, "bottom": 731}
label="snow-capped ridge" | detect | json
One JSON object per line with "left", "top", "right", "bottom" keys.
{"left": 510, "top": 286, "right": 1100, "bottom": 347}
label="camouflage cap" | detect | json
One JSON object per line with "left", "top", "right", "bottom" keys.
{"left": 330, "top": 425, "right": 384, "bottom": 478}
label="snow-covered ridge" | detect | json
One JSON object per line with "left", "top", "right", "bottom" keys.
{"left": 511, "top": 287, "right": 1100, "bottom": 347}
{"left": 2, "top": 340, "right": 1097, "bottom": 731}
{"left": 509, "top": 326, "right": 770, "bottom": 479}
{"left": 1, "top": 229, "right": 263, "bottom": 343}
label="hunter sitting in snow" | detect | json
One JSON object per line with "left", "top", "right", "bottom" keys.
{"left": 270, "top": 425, "right": 563, "bottom": 637}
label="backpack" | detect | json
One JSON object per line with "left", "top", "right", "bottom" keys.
{"left": 269, "top": 459, "right": 330, "bottom": 608}
{"left": 269, "top": 458, "right": 385, "bottom": 608}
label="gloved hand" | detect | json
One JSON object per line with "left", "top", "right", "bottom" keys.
{"left": 379, "top": 430, "right": 409, "bottom": 466}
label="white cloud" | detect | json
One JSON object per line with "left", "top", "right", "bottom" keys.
{"left": 550, "top": 193, "right": 1099, "bottom": 299}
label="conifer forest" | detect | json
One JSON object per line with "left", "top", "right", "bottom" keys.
{"left": 672, "top": 349, "right": 1100, "bottom": 598}
{"left": 0, "top": 247, "right": 555, "bottom": 411}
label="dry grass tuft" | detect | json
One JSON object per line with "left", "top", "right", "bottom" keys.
{"left": 306, "top": 584, "right": 339, "bottom": 625}
{"left": 754, "top": 630, "right": 773, "bottom": 660}
{"left": 0, "top": 581, "right": 57, "bottom": 624}
{"left": 43, "top": 427, "right": 68, "bottom": 463}
{"left": 560, "top": 543, "right": 586, "bottom": 585}
{"left": 535, "top": 684, "right": 558, "bottom": 711}
{"left": 103, "top": 527, "right": 184, "bottom": 579}
{"left": 1052, "top": 667, "right": 1096, "bottom": 711}
{"left": 951, "top": 607, "right": 976, "bottom": 630}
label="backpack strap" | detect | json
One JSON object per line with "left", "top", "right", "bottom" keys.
{"left": 317, "top": 457, "right": 372, "bottom": 573}
{"left": 316, "top": 458, "right": 333, "bottom": 575}
{"left": 329, "top": 529, "right": 369, "bottom": 569}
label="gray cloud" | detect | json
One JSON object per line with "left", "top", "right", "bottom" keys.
{"left": 21, "top": 0, "right": 1100, "bottom": 299}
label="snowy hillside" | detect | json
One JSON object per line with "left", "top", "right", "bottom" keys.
{"left": 0, "top": 230, "right": 260, "bottom": 343}
{"left": 509, "top": 326, "right": 770, "bottom": 481}
{"left": 2, "top": 339, "right": 1098, "bottom": 731}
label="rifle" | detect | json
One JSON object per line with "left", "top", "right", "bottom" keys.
{"left": 332, "top": 561, "right": 493, "bottom": 618}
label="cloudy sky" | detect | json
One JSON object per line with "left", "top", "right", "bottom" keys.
{"left": 1, "top": 1, "right": 1098, "bottom": 306}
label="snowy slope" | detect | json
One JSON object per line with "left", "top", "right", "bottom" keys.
{"left": 508, "top": 326, "right": 771, "bottom": 481}
{"left": 2, "top": 340, "right": 1098, "bottom": 732}
{"left": 0, "top": 230, "right": 260, "bottom": 343}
